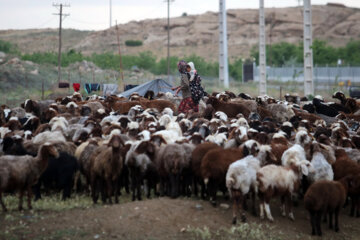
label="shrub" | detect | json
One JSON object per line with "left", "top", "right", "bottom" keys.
{"left": 0, "top": 40, "right": 19, "bottom": 54}
{"left": 125, "top": 40, "right": 143, "bottom": 47}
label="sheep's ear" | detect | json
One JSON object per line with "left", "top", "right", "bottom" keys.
{"left": 300, "top": 163, "right": 309, "bottom": 176}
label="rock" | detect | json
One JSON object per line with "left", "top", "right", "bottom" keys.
{"left": 219, "top": 203, "right": 230, "bottom": 210}
{"left": 24, "top": 60, "right": 34, "bottom": 66}
{"left": 0, "top": 51, "right": 6, "bottom": 58}
{"left": 195, "top": 204, "right": 203, "bottom": 210}
{"left": 180, "top": 228, "right": 186, "bottom": 233}
{"left": 94, "top": 234, "right": 100, "bottom": 239}
{"left": 30, "top": 69, "right": 38, "bottom": 75}
{"left": 8, "top": 57, "right": 20, "bottom": 65}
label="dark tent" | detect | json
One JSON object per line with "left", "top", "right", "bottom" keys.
{"left": 118, "top": 79, "right": 181, "bottom": 98}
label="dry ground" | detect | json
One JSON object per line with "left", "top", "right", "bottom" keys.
{"left": 0, "top": 194, "right": 359, "bottom": 240}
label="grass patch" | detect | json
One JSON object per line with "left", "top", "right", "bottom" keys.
{"left": 185, "top": 223, "right": 282, "bottom": 240}
{"left": 3, "top": 194, "right": 93, "bottom": 212}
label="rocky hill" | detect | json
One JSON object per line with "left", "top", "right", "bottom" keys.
{"left": 1, "top": 4, "right": 359, "bottom": 62}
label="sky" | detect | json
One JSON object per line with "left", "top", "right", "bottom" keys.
{"left": 0, "top": 0, "right": 360, "bottom": 31}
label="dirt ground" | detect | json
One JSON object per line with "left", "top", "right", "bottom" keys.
{"left": 0, "top": 195, "right": 359, "bottom": 240}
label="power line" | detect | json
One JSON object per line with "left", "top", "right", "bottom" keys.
{"left": 53, "top": 3, "right": 70, "bottom": 84}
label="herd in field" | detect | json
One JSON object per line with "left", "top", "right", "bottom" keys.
{"left": 0, "top": 90, "right": 360, "bottom": 236}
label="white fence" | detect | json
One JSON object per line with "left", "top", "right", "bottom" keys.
{"left": 253, "top": 65, "right": 360, "bottom": 84}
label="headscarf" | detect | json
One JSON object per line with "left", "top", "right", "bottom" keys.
{"left": 177, "top": 60, "right": 188, "bottom": 74}
{"left": 187, "top": 62, "right": 197, "bottom": 81}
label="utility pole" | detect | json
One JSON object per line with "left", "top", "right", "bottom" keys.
{"left": 53, "top": 3, "right": 70, "bottom": 84}
{"left": 219, "top": 0, "right": 229, "bottom": 88}
{"left": 109, "top": 0, "right": 112, "bottom": 28}
{"left": 303, "top": 0, "right": 314, "bottom": 96}
{"left": 115, "top": 20, "right": 124, "bottom": 90}
{"left": 259, "top": 0, "right": 267, "bottom": 95}
{"left": 165, "top": 0, "right": 174, "bottom": 82}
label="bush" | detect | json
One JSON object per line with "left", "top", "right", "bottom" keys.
{"left": 21, "top": 50, "right": 84, "bottom": 67}
{"left": 125, "top": 40, "right": 143, "bottom": 47}
{"left": 0, "top": 40, "right": 19, "bottom": 54}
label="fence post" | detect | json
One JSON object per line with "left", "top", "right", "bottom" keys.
{"left": 41, "top": 78, "right": 44, "bottom": 100}
{"left": 79, "top": 70, "right": 82, "bottom": 89}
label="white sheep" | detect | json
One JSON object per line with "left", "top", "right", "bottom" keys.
{"left": 214, "top": 111, "right": 228, "bottom": 122}
{"left": 205, "top": 132, "right": 227, "bottom": 146}
{"left": 33, "top": 131, "right": 66, "bottom": 145}
{"left": 226, "top": 155, "right": 260, "bottom": 224}
{"left": 308, "top": 152, "right": 334, "bottom": 183}
{"left": 257, "top": 160, "right": 314, "bottom": 222}
{"left": 281, "top": 144, "right": 307, "bottom": 167}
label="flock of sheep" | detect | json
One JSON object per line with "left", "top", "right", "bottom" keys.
{"left": 0, "top": 90, "right": 360, "bottom": 237}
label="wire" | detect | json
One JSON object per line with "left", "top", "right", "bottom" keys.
{"left": 36, "top": 16, "right": 57, "bottom": 28}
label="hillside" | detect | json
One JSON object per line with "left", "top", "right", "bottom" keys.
{"left": 0, "top": 4, "right": 360, "bottom": 61}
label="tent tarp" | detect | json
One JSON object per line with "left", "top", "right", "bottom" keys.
{"left": 118, "top": 79, "right": 181, "bottom": 98}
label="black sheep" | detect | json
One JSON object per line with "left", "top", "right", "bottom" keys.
{"left": 312, "top": 98, "right": 339, "bottom": 117}
{"left": 2, "top": 137, "right": 31, "bottom": 156}
{"left": 303, "top": 103, "right": 315, "bottom": 113}
{"left": 33, "top": 152, "right": 78, "bottom": 200}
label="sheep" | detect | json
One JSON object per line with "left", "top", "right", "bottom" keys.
{"left": 90, "top": 131, "right": 124, "bottom": 204}
{"left": 49, "top": 116, "right": 69, "bottom": 133}
{"left": 333, "top": 148, "right": 360, "bottom": 180}
{"left": 155, "top": 143, "right": 191, "bottom": 198}
{"left": 256, "top": 160, "right": 313, "bottom": 222}
{"left": 76, "top": 139, "right": 101, "bottom": 191}
{"left": 265, "top": 103, "right": 295, "bottom": 122}
{"left": 308, "top": 149, "right": 334, "bottom": 183}
{"left": 206, "top": 96, "right": 250, "bottom": 118}
{"left": 201, "top": 140, "right": 260, "bottom": 206}
{"left": 0, "top": 143, "right": 59, "bottom": 211}
{"left": 32, "top": 131, "right": 66, "bottom": 145}
{"left": 312, "top": 98, "right": 339, "bottom": 117}
{"left": 205, "top": 132, "right": 227, "bottom": 146}
{"left": 142, "top": 99, "right": 176, "bottom": 113}
{"left": 333, "top": 148, "right": 360, "bottom": 217}
{"left": 191, "top": 142, "right": 221, "bottom": 199}
{"left": 304, "top": 178, "right": 350, "bottom": 236}
{"left": 281, "top": 144, "right": 307, "bottom": 167}
{"left": 225, "top": 126, "right": 248, "bottom": 149}
{"left": 226, "top": 155, "right": 260, "bottom": 224}
{"left": 2, "top": 136, "right": 29, "bottom": 156}
{"left": 33, "top": 152, "right": 78, "bottom": 201}
{"left": 270, "top": 132, "right": 290, "bottom": 164}
{"left": 3, "top": 117, "right": 22, "bottom": 131}
{"left": 125, "top": 140, "right": 159, "bottom": 201}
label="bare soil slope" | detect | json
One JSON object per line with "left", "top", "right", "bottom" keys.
{"left": 1, "top": 197, "right": 359, "bottom": 240}
{"left": 1, "top": 4, "right": 360, "bottom": 61}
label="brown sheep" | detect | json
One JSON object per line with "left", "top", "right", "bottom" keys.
{"left": 270, "top": 133, "right": 290, "bottom": 164}
{"left": 90, "top": 132, "right": 124, "bottom": 204}
{"left": 201, "top": 140, "right": 260, "bottom": 205}
{"left": 0, "top": 143, "right": 59, "bottom": 211}
{"left": 191, "top": 142, "right": 221, "bottom": 199}
{"left": 206, "top": 96, "right": 250, "bottom": 118}
{"left": 304, "top": 177, "right": 350, "bottom": 236}
{"left": 333, "top": 149, "right": 360, "bottom": 180}
{"left": 333, "top": 149, "right": 360, "bottom": 217}
{"left": 347, "top": 174, "right": 360, "bottom": 218}
{"left": 142, "top": 99, "right": 176, "bottom": 113}
{"left": 293, "top": 108, "right": 323, "bottom": 123}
